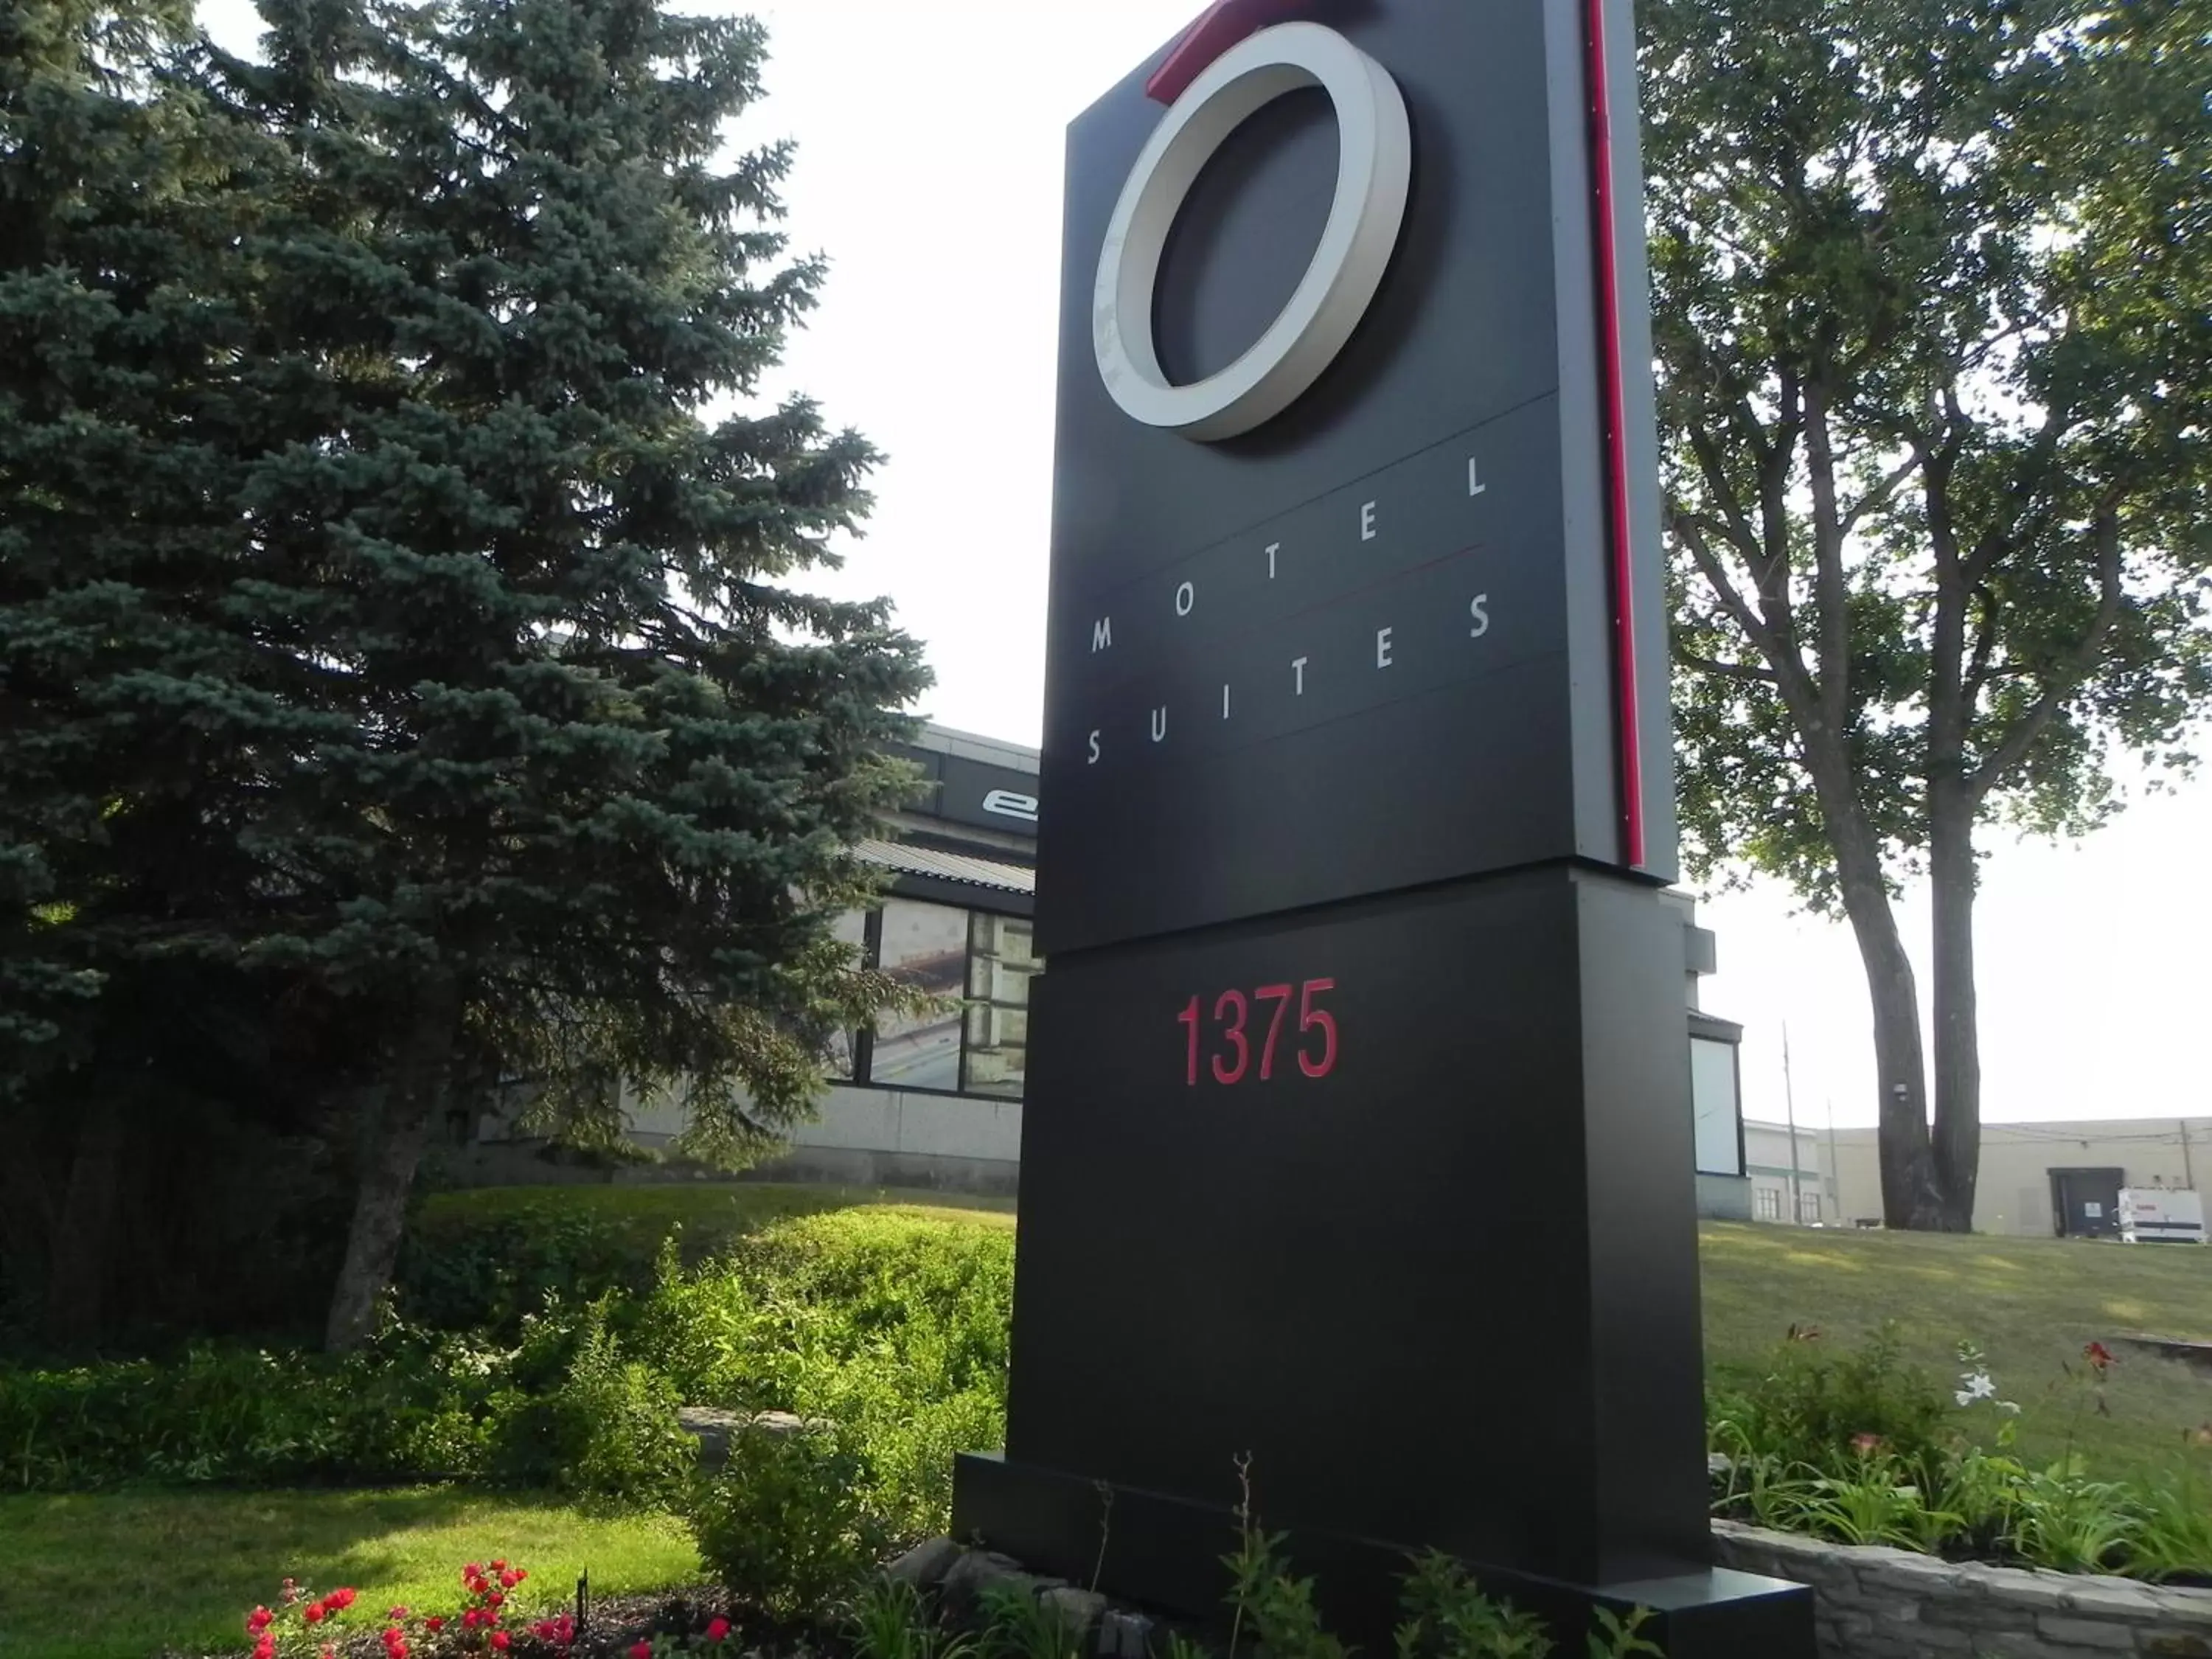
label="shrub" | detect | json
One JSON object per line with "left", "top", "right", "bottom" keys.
{"left": 1395, "top": 1550, "right": 1551, "bottom": 1659}
{"left": 397, "top": 1200, "right": 654, "bottom": 1337}
{"left": 849, "top": 1576, "right": 973, "bottom": 1659}
{"left": 488, "top": 1298, "right": 693, "bottom": 1503}
{"left": 1707, "top": 1324, "right": 1951, "bottom": 1473}
{"left": 685, "top": 1423, "right": 888, "bottom": 1623}
{"left": 0, "top": 1319, "right": 505, "bottom": 1489}
{"left": 2129, "top": 1454, "right": 2212, "bottom": 1583}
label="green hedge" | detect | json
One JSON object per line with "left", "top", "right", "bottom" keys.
{"left": 0, "top": 1206, "right": 1014, "bottom": 1537}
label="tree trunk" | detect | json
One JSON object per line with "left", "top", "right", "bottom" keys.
{"left": 46, "top": 1088, "right": 128, "bottom": 1345}
{"left": 1834, "top": 876, "right": 1947, "bottom": 1230}
{"left": 325, "top": 978, "right": 456, "bottom": 1350}
{"left": 1804, "top": 740, "right": 1948, "bottom": 1231}
{"left": 1927, "top": 793, "right": 1981, "bottom": 1231}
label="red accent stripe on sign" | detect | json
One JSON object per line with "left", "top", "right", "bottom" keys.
{"left": 1583, "top": 0, "right": 1646, "bottom": 870}
{"left": 1146, "top": 0, "right": 1312, "bottom": 103}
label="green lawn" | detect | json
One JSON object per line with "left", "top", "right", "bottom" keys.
{"left": 1700, "top": 1221, "right": 2212, "bottom": 1484}
{"left": 0, "top": 1488, "right": 701, "bottom": 1659}
{"left": 8, "top": 1193, "right": 2205, "bottom": 1659}
{"left": 413, "top": 1179, "right": 1015, "bottom": 1266}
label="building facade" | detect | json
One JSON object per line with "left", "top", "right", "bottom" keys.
{"left": 1828, "top": 1118, "right": 2211, "bottom": 1237}
{"left": 1739, "top": 1119, "right": 1833, "bottom": 1225}
{"left": 479, "top": 723, "right": 1758, "bottom": 1202}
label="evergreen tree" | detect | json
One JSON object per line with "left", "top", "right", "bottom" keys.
{"left": 0, "top": 0, "right": 309, "bottom": 1338}
{"left": 1, "top": 0, "right": 930, "bottom": 1346}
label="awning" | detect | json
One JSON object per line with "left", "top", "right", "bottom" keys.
{"left": 858, "top": 838, "right": 1036, "bottom": 897}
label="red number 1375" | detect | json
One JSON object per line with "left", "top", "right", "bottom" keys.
{"left": 1177, "top": 978, "right": 1338, "bottom": 1085}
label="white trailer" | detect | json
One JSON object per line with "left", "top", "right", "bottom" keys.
{"left": 2118, "top": 1187, "right": 2207, "bottom": 1245}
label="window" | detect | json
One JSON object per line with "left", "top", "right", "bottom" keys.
{"left": 870, "top": 899, "right": 967, "bottom": 1092}
{"left": 832, "top": 895, "right": 1042, "bottom": 1099}
{"left": 1797, "top": 1191, "right": 1823, "bottom": 1225}
{"left": 824, "top": 909, "right": 869, "bottom": 1082}
{"left": 1754, "top": 1186, "right": 1783, "bottom": 1222}
{"left": 1689, "top": 1036, "right": 1742, "bottom": 1176}
{"left": 963, "top": 912, "right": 1037, "bottom": 1097}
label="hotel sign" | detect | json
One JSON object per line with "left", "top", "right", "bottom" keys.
{"left": 961, "top": 1, "right": 1814, "bottom": 1650}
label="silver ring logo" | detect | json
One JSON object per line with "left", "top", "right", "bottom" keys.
{"left": 1092, "top": 22, "right": 1411, "bottom": 443}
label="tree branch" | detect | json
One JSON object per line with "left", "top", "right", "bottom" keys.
{"left": 1840, "top": 447, "right": 1923, "bottom": 540}
{"left": 1671, "top": 502, "right": 1818, "bottom": 714}
{"left": 1970, "top": 507, "right": 2127, "bottom": 798}
{"left": 1803, "top": 379, "right": 1851, "bottom": 734}
{"left": 1961, "top": 585, "right": 2000, "bottom": 707}
{"left": 1678, "top": 649, "right": 1779, "bottom": 684}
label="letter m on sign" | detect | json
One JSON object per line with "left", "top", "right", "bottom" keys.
{"left": 1093, "top": 617, "right": 1113, "bottom": 652}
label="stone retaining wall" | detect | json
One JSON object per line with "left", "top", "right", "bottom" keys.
{"left": 1713, "top": 1521, "right": 2212, "bottom": 1658}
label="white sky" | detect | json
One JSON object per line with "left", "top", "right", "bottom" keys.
{"left": 197, "top": 0, "right": 2211, "bottom": 1132}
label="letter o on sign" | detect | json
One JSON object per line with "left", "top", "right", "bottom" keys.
{"left": 1092, "top": 22, "right": 1411, "bottom": 443}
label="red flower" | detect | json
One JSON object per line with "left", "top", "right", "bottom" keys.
{"left": 514, "top": 1569, "right": 529, "bottom": 1585}
{"left": 487, "top": 1591, "right": 504, "bottom": 1609}
{"left": 630, "top": 1643, "right": 654, "bottom": 1659}
{"left": 465, "top": 1562, "right": 484, "bottom": 1579}
{"left": 247, "top": 1608, "right": 274, "bottom": 1635}
{"left": 321, "top": 1647, "right": 336, "bottom": 1659}
{"left": 500, "top": 1568, "right": 521, "bottom": 1588}
{"left": 389, "top": 1605, "right": 408, "bottom": 1621}
{"left": 1851, "top": 1433, "right": 1884, "bottom": 1456}
{"left": 305, "top": 1602, "right": 327, "bottom": 1624}
{"left": 469, "top": 1576, "right": 491, "bottom": 1598}
{"left": 330, "top": 1587, "right": 358, "bottom": 1611}
{"left": 490, "top": 1558, "right": 507, "bottom": 1571}
{"left": 492, "top": 1634, "right": 512, "bottom": 1652}
{"left": 2085, "top": 1340, "right": 2115, "bottom": 1373}
{"left": 254, "top": 1638, "right": 276, "bottom": 1659}
{"left": 424, "top": 1616, "right": 446, "bottom": 1633}
{"left": 462, "top": 1609, "right": 482, "bottom": 1630}
{"left": 707, "top": 1617, "right": 731, "bottom": 1641}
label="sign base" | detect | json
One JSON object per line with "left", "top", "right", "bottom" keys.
{"left": 952, "top": 1451, "right": 1814, "bottom": 1659}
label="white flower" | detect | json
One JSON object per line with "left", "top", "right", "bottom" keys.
{"left": 1955, "top": 1371, "right": 1997, "bottom": 1405}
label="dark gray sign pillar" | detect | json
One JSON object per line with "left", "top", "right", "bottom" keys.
{"left": 953, "top": 1, "right": 1814, "bottom": 1652}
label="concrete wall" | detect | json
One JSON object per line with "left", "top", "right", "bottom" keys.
{"left": 1697, "top": 1172, "right": 1753, "bottom": 1220}
{"left": 625, "top": 1080, "right": 1023, "bottom": 1197}
{"left": 1713, "top": 1522, "right": 2212, "bottom": 1658}
{"left": 1830, "top": 1118, "right": 2212, "bottom": 1235}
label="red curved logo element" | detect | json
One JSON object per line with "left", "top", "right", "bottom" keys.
{"left": 1145, "top": 0, "right": 1324, "bottom": 104}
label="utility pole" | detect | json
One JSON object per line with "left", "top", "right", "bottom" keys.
{"left": 1784, "top": 1023, "right": 1805, "bottom": 1225}
{"left": 1825, "top": 1096, "right": 1840, "bottom": 1220}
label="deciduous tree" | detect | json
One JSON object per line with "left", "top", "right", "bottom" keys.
{"left": 1641, "top": 0, "right": 2211, "bottom": 1228}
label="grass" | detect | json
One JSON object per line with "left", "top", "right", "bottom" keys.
{"left": 436, "top": 1188, "right": 2196, "bottom": 1482}
{"left": 8, "top": 1192, "right": 2205, "bottom": 1658}
{"left": 412, "top": 1180, "right": 1015, "bottom": 1267}
{"left": 1700, "top": 1220, "right": 2212, "bottom": 1484}
{"left": 0, "top": 1487, "right": 700, "bottom": 1659}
